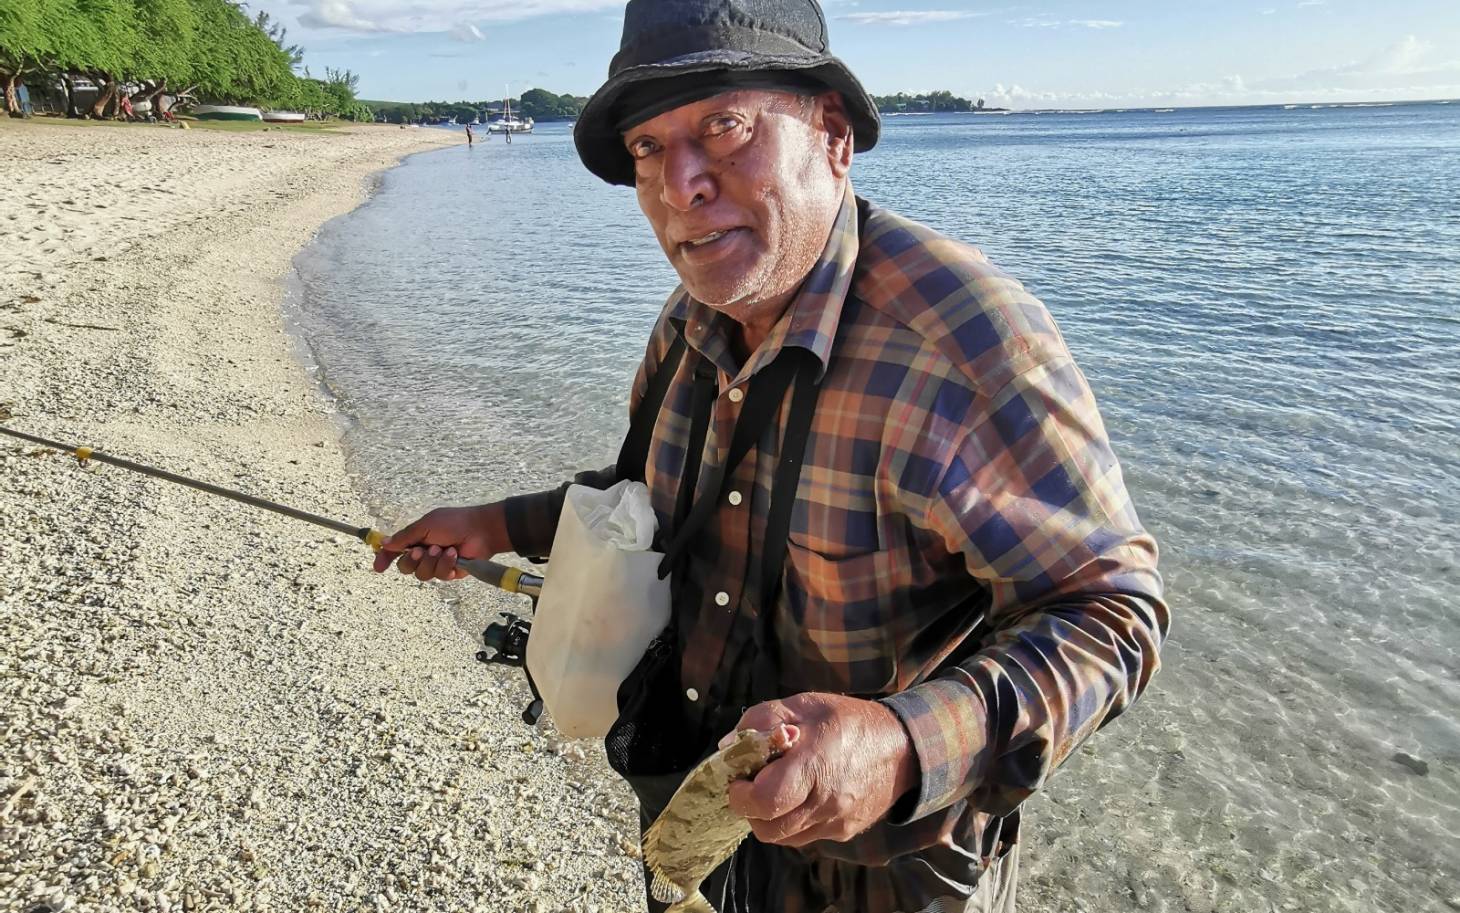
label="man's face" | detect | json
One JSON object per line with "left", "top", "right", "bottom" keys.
{"left": 623, "top": 89, "right": 852, "bottom": 325}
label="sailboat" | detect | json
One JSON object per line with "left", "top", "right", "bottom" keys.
{"left": 487, "top": 93, "right": 533, "bottom": 135}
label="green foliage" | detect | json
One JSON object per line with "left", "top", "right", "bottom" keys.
{"left": 132, "top": 0, "right": 198, "bottom": 86}
{"left": 0, "top": 0, "right": 373, "bottom": 118}
{"left": 320, "top": 66, "right": 357, "bottom": 110}
{"left": 253, "top": 10, "right": 302, "bottom": 70}
{"left": 0, "top": 0, "right": 46, "bottom": 73}
{"left": 872, "top": 90, "right": 981, "bottom": 113}
{"left": 517, "top": 87, "right": 583, "bottom": 119}
{"left": 73, "top": 0, "right": 134, "bottom": 77}
{"left": 361, "top": 88, "right": 587, "bottom": 125}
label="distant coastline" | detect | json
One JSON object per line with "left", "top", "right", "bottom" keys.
{"left": 358, "top": 91, "right": 1456, "bottom": 127}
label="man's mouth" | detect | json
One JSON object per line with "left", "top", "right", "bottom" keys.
{"left": 678, "top": 227, "right": 744, "bottom": 254}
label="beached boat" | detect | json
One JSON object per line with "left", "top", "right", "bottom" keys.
{"left": 262, "top": 110, "right": 306, "bottom": 123}
{"left": 193, "top": 104, "right": 263, "bottom": 122}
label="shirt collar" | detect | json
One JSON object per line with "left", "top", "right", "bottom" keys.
{"left": 670, "top": 185, "right": 860, "bottom": 384}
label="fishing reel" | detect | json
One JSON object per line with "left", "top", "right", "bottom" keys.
{"left": 476, "top": 612, "right": 544, "bottom": 726}
{"left": 478, "top": 611, "right": 530, "bottom": 666}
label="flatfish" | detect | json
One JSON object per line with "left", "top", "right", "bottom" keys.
{"left": 642, "top": 725, "right": 798, "bottom": 913}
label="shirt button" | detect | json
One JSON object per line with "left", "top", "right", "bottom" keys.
{"left": 727, "top": 490, "right": 743, "bottom": 506}
{"left": 686, "top": 688, "right": 700, "bottom": 702}
{"left": 715, "top": 591, "right": 730, "bottom": 606}
{"left": 727, "top": 387, "right": 744, "bottom": 403}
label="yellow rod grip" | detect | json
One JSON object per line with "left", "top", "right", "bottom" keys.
{"left": 364, "top": 529, "right": 386, "bottom": 552}
{"left": 500, "top": 566, "right": 523, "bottom": 594}
{"left": 74, "top": 446, "right": 93, "bottom": 464}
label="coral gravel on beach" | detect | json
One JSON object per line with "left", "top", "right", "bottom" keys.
{"left": 0, "top": 121, "right": 646, "bottom": 913}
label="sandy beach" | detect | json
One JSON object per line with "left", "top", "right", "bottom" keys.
{"left": 0, "top": 120, "right": 649, "bottom": 913}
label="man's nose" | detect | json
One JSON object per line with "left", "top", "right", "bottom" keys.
{"left": 660, "top": 141, "right": 716, "bottom": 211}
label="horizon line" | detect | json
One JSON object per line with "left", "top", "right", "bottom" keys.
{"left": 362, "top": 95, "right": 1459, "bottom": 113}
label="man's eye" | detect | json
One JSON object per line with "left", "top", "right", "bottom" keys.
{"left": 628, "top": 138, "right": 659, "bottom": 159}
{"left": 704, "top": 116, "right": 742, "bottom": 137}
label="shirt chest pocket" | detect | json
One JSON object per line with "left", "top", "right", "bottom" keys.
{"left": 780, "top": 542, "right": 905, "bottom": 696}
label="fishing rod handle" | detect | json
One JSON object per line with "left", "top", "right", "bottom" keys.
{"left": 362, "top": 529, "right": 543, "bottom": 599}
{"left": 457, "top": 558, "right": 544, "bottom": 599}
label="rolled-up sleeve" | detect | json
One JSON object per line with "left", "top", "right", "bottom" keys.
{"left": 882, "top": 354, "right": 1170, "bottom": 821}
{"left": 502, "top": 467, "right": 617, "bottom": 559}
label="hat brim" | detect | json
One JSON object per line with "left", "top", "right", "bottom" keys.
{"left": 574, "top": 52, "right": 880, "bottom": 187}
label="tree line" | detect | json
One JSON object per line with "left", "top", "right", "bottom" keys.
{"left": 0, "top": 0, "right": 373, "bottom": 120}
{"left": 365, "top": 88, "right": 588, "bottom": 125}
{"left": 874, "top": 91, "right": 1000, "bottom": 113}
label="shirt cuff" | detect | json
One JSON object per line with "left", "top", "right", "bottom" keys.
{"left": 501, "top": 485, "right": 570, "bottom": 559}
{"left": 881, "top": 676, "right": 990, "bottom": 824}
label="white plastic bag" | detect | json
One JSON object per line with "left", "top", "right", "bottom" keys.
{"left": 527, "top": 480, "right": 671, "bottom": 739}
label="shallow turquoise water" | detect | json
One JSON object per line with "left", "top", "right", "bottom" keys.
{"left": 290, "top": 103, "right": 1460, "bottom": 910}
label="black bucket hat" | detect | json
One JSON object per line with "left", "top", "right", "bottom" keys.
{"left": 574, "top": 0, "right": 881, "bottom": 186}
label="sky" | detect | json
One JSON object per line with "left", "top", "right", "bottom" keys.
{"left": 249, "top": 0, "right": 1460, "bottom": 108}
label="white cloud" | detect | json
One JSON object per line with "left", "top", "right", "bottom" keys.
{"left": 1011, "top": 17, "right": 1123, "bottom": 30}
{"left": 840, "top": 9, "right": 988, "bottom": 26}
{"left": 1357, "top": 34, "right": 1434, "bottom": 74}
{"left": 297, "top": 0, "right": 395, "bottom": 31}
{"left": 450, "top": 22, "right": 484, "bottom": 41}
{"left": 973, "top": 36, "right": 1460, "bottom": 109}
{"left": 288, "top": 0, "right": 624, "bottom": 34}
{"left": 1255, "top": 35, "right": 1454, "bottom": 90}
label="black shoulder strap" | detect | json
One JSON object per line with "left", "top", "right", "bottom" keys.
{"left": 671, "top": 357, "right": 718, "bottom": 535}
{"left": 657, "top": 350, "right": 803, "bottom": 577}
{"left": 758, "top": 354, "right": 821, "bottom": 608}
{"left": 614, "top": 327, "right": 687, "bottom": 483}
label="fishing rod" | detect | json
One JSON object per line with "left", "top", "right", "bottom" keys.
{"left": 2, "top": 424, "right": 549, "bottom": 723}
{"left": 0, "top": 425, "right": 544, "bottom": 599}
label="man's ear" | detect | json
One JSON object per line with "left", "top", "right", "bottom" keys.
{"left": 816, "top": 91, "right": 854, "bottom": 178}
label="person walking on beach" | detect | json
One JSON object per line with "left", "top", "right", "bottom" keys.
{"left": 465, "top": 122, "right": 474, "bottom": 146}
{"left": 375, "top": 0, "right": 1169, "bottom": 910}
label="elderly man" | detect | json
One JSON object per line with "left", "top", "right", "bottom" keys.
{"left": 375, "top": 0, "right": 1169, "bottom": 910}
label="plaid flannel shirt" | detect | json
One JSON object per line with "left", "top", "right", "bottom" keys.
{"left": 505, "top": 188, "right": 1169, "bottom": 912}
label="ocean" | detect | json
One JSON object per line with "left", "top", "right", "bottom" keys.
{"left": 288, "top": 102, "right": 1460, "bottom": 911}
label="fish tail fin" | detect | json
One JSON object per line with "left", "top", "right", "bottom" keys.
{"left": 666, "top": 892, "right": 715, "bottom": 913}
{"left": 644, "top": 820, "right": 691, "bottom": 906}
{"left": 649, "top": 868, "right": 685, "bottom": 905}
